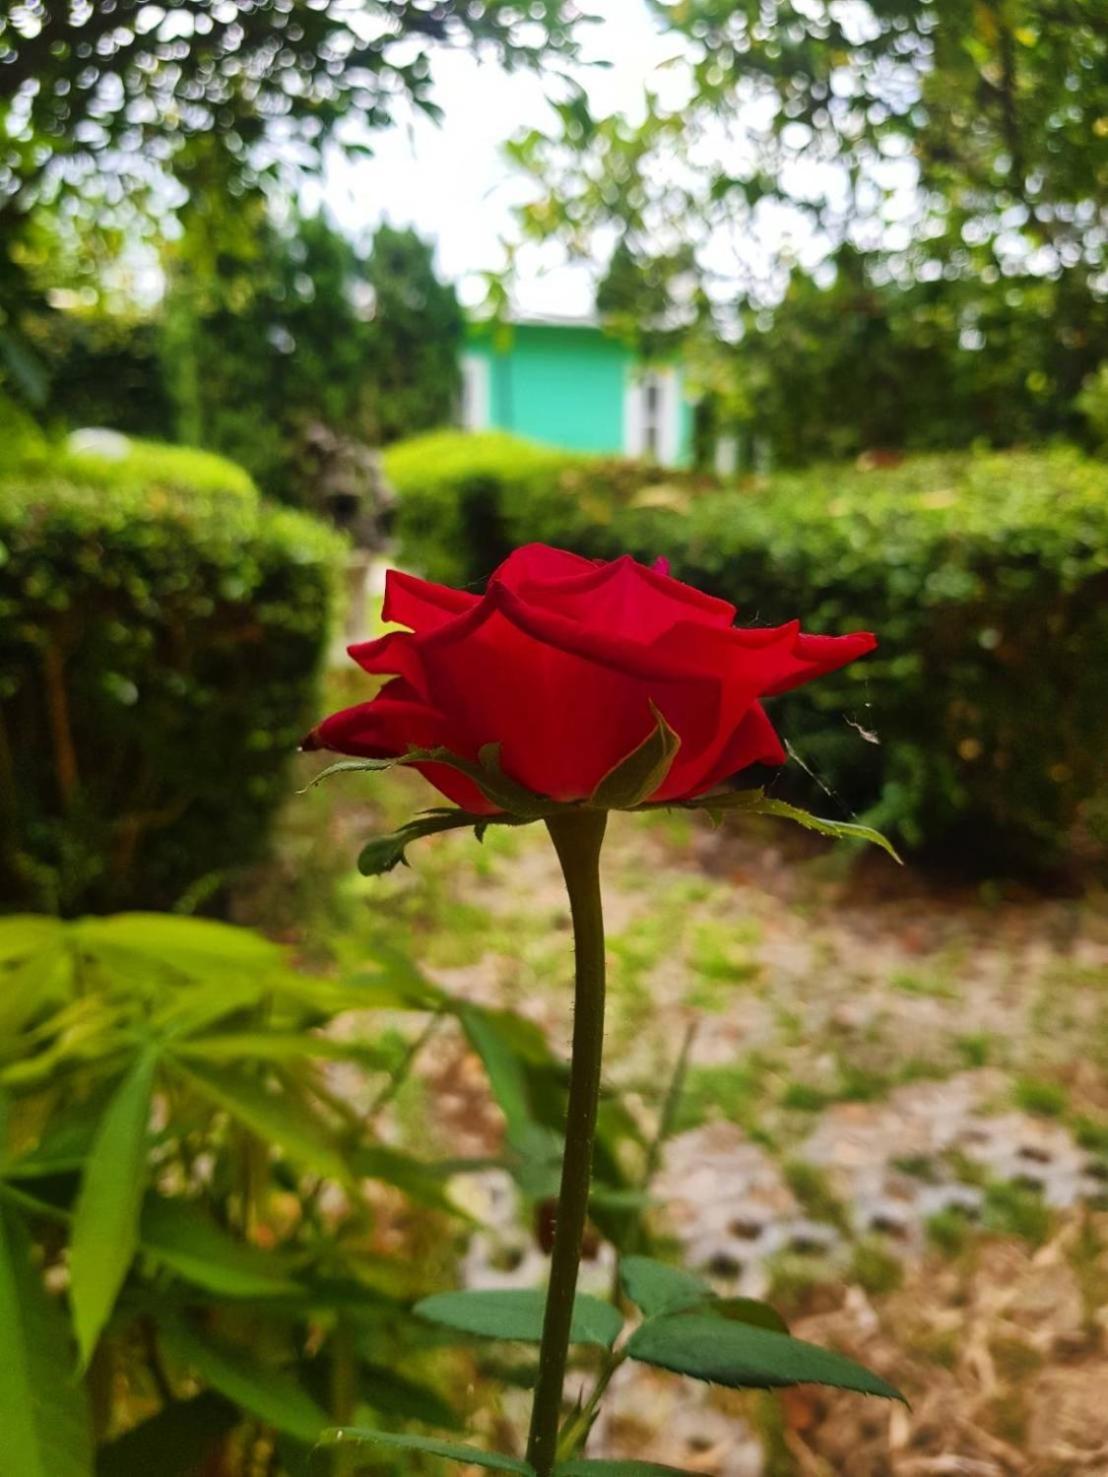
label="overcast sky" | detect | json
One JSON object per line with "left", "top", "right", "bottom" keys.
{"left": 305, "top": 2, "right": 683, "bottom": 317}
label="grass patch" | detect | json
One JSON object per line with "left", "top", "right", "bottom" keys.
{"left": 849, "top": 1239, "right": 904, "bottom": 1297}
{"left": 1013, "top": 1077, "right": 1068, "bottom": 1118}
{"left": 956, "top": 1033, "right": 994, "bottom": 1068}
{"left": 890, "top": 971, "right": 958, "bottom": 1001}
{"left": 783, "top": 1160, "right": 850, "bottom": 1232}
{"left": 983, "top": 1181, "right": 1052, "bottom": 1245}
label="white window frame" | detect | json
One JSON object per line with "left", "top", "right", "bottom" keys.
{"left": 460, "top": 351, "right": 491, "bottom": 431}
{"left": 624, "top": 366, "right": 680, "bottom": 464}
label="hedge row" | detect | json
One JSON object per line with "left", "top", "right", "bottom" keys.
{"left": 386, "top": 432, "right": 1108, "bottom": 873}
{"left": 0, "top": 432, "right": 344, "bottom": 914}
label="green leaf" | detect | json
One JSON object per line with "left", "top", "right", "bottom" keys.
{"left": 0, "top": 915, "right": 66, "bottom": 966}
{"left": 747, "top": 795, "right": 902, "bottom": 862}
{"left": 356, "top": 1363, "right": 460, "bottom": 1430}
{"left": 139, "top": 1197, "right": 302, "bottom": 1298}
{"left": 316, "top": 1428, "right": 534, "bottom": 1473}
{"left": 69, "top": 1048, "right": 158, "bottom": 1366}
{"left": 6, "top": 1091, "right": 110, "bottom": 1178}
{"left": 73, "top": 913, "right": 282, "bottom": 983}
{"left": 348, "top": 1145, "right": 467, "bottom": 1217}
{"left": 590, "top": 704, "right": 681, "bottom": 809}
{"left": 619, "top": 1257, "right": 711, "bottom": 1318}
{"left": 357, "top": 810, "right": 484, "bottom": 876}
{"left": 0, "top": 1203, "right": 93, "bottom": 1477}
{"left": 713, "top": 1297, "right": 789, "bottom": 1334}
{"left": 299, "top": 756, "right": 400, "bottom": 792}
{"left": 557, "top": 1464, "right": 697, "bottom": 1476}
{"left": 170, "top": 1059, "right": 349, "bottom": 1183}
{"left": 0, "top": 936, "right": 74, "bottom": 1038}
{"left": 415, "top": 1289, "right": 622, "bottom": 1349}
{"left": 175, "top": 1032, "right": 390, "bottom": 1069}
{"left": 686, "top": 790, "right": 901, "bottom": 862}
{"left": 95, "top": 1391, "right": 238, "bottom": 1477}
{"left": 459, "top": 1005, "right": 535, "bottom": 1135}
{"left": 626, "top": 1313, "right": 903, "bottom": 1399}
{"left": 161, "top": 1319, "right": 328, "bottom": 1443}
{"left": 621, "top": 1258, "right": 788, "bottom": 1332}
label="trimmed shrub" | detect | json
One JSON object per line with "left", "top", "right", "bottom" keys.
{"left": 386, "top": 429, "right": 716, "bottom": 588}
{"left": 0, "top": 439, "right": 344, "bottom": 914}
{"left": 386, "top": 432, "right": 1108, "bottom": 872}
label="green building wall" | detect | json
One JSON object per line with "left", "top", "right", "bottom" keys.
{"left": 464, "top": 321, "right": 694, "bottom": 466}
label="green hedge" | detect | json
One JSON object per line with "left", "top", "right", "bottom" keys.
{"left": 0, "top": 438, "right": 344, "bottom": 914}
{"left": 386, "top": 430, "right": 716, "bottom": 587}
{"left": 386, "top": 432, "right": 1108, "bottom": 873}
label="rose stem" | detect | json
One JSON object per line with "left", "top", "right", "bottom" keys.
{"left": 526, "top": 808, "right": 609, "bottom": 1477}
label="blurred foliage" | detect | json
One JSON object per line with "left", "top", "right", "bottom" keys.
{"left": 0, "top": 908, "right": 649, "bottom": 1475}
{"left": 508, "top": 0, "right": 1108, "bottom": 461}
{"left": 0, "top": 0, "right": 579, "bottom": 409}
{"left": 0, "top": 433, "right": 344, "bottom": 914}
{"left": 728, "top": 245, "right": 1108, "bottom": 465}
{"left": 364, "top": 223, "right": 463, "bottom": 447}
{"left": 386, "top": 430, "right": 1108, "bottom": 873}
{"left": 163, "top": 210, "right": 375, "bottom": 503}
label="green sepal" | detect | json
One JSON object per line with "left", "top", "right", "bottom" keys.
{"left": 316, "top": 1429, "right": 535, "bottom": 1473}
{"left": 626, "top": 1312, "right": 904, "bottom": 1400}
{"left": 299, "top": 757, "right": 399, "bottom": 793}
{"left": 590, "top": 704, "right": 681, "bottom": 809}
{"left": 416, "top": 1288, "right": 623, "bottom": 1349}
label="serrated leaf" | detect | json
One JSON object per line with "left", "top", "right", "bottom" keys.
{"left": 299, "top": 756, "right": 400, "bottom": 792}
{"left": 626, "top": 1313, "right": 903, "bottom": 1399}
{"left": 0, "top": 1203, "right": 93, "bottom": 1477}
{"left": 161, "top": 1319, "right": 328, "bottom": 1443}
{"left": 170, "top": 1060, "right": 349, "bottom": 1183}
{"left": 317, "top": 1428, "right": 534, "bottom": 1473}
{"left": 139, "top": 1197, "right": 301, "bottom": 1298}
{"left": 620, "top": 1256, "right": 711, "bottom": 1317}
{"left": 557, "top": 1463, "right": 696, "bottom": 1476}
{"left": 747, "top": 796, "right": 902, "bottom": 862}
{"left": 590, "top": 704, "right": 681, "bottom": 809}
{"left": 713, "top": 1297, "right": 789, "bottom": 1334}
{"left": 416, "top": 1288, "right": 623, "bottom": 1349}
{"left": 95, "top": 1391, "right": 238, "bottom": 1477}
{"left": 686, "top": 790, "right": 901, "bottom": 862}
{"left": 69, "top": 1048, "right": 158, "bottom": 1366}
{"left": 357, "top": 810, "right": 490, "bottom": 876}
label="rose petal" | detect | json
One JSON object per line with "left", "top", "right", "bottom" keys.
{"left": 382, "top": 569, "right": 480, "bottom": 632}
{"left": 492, "top": 544, "right": 598, "bottom": 588}
{"left": 302, "top": 680, "right": 494, "bottom": 812}
{"left": 413, "top": 584, "right": 716, "bottom": 800}
{"left": 499, "top": 552, "right": 736, "bottom": 642}
{"left": 684, "top": 702, "right": 787, "bottom": 796}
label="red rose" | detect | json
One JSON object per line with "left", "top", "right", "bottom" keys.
{"left": 304, "top": 544, "right": 876, "bottom": 813}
